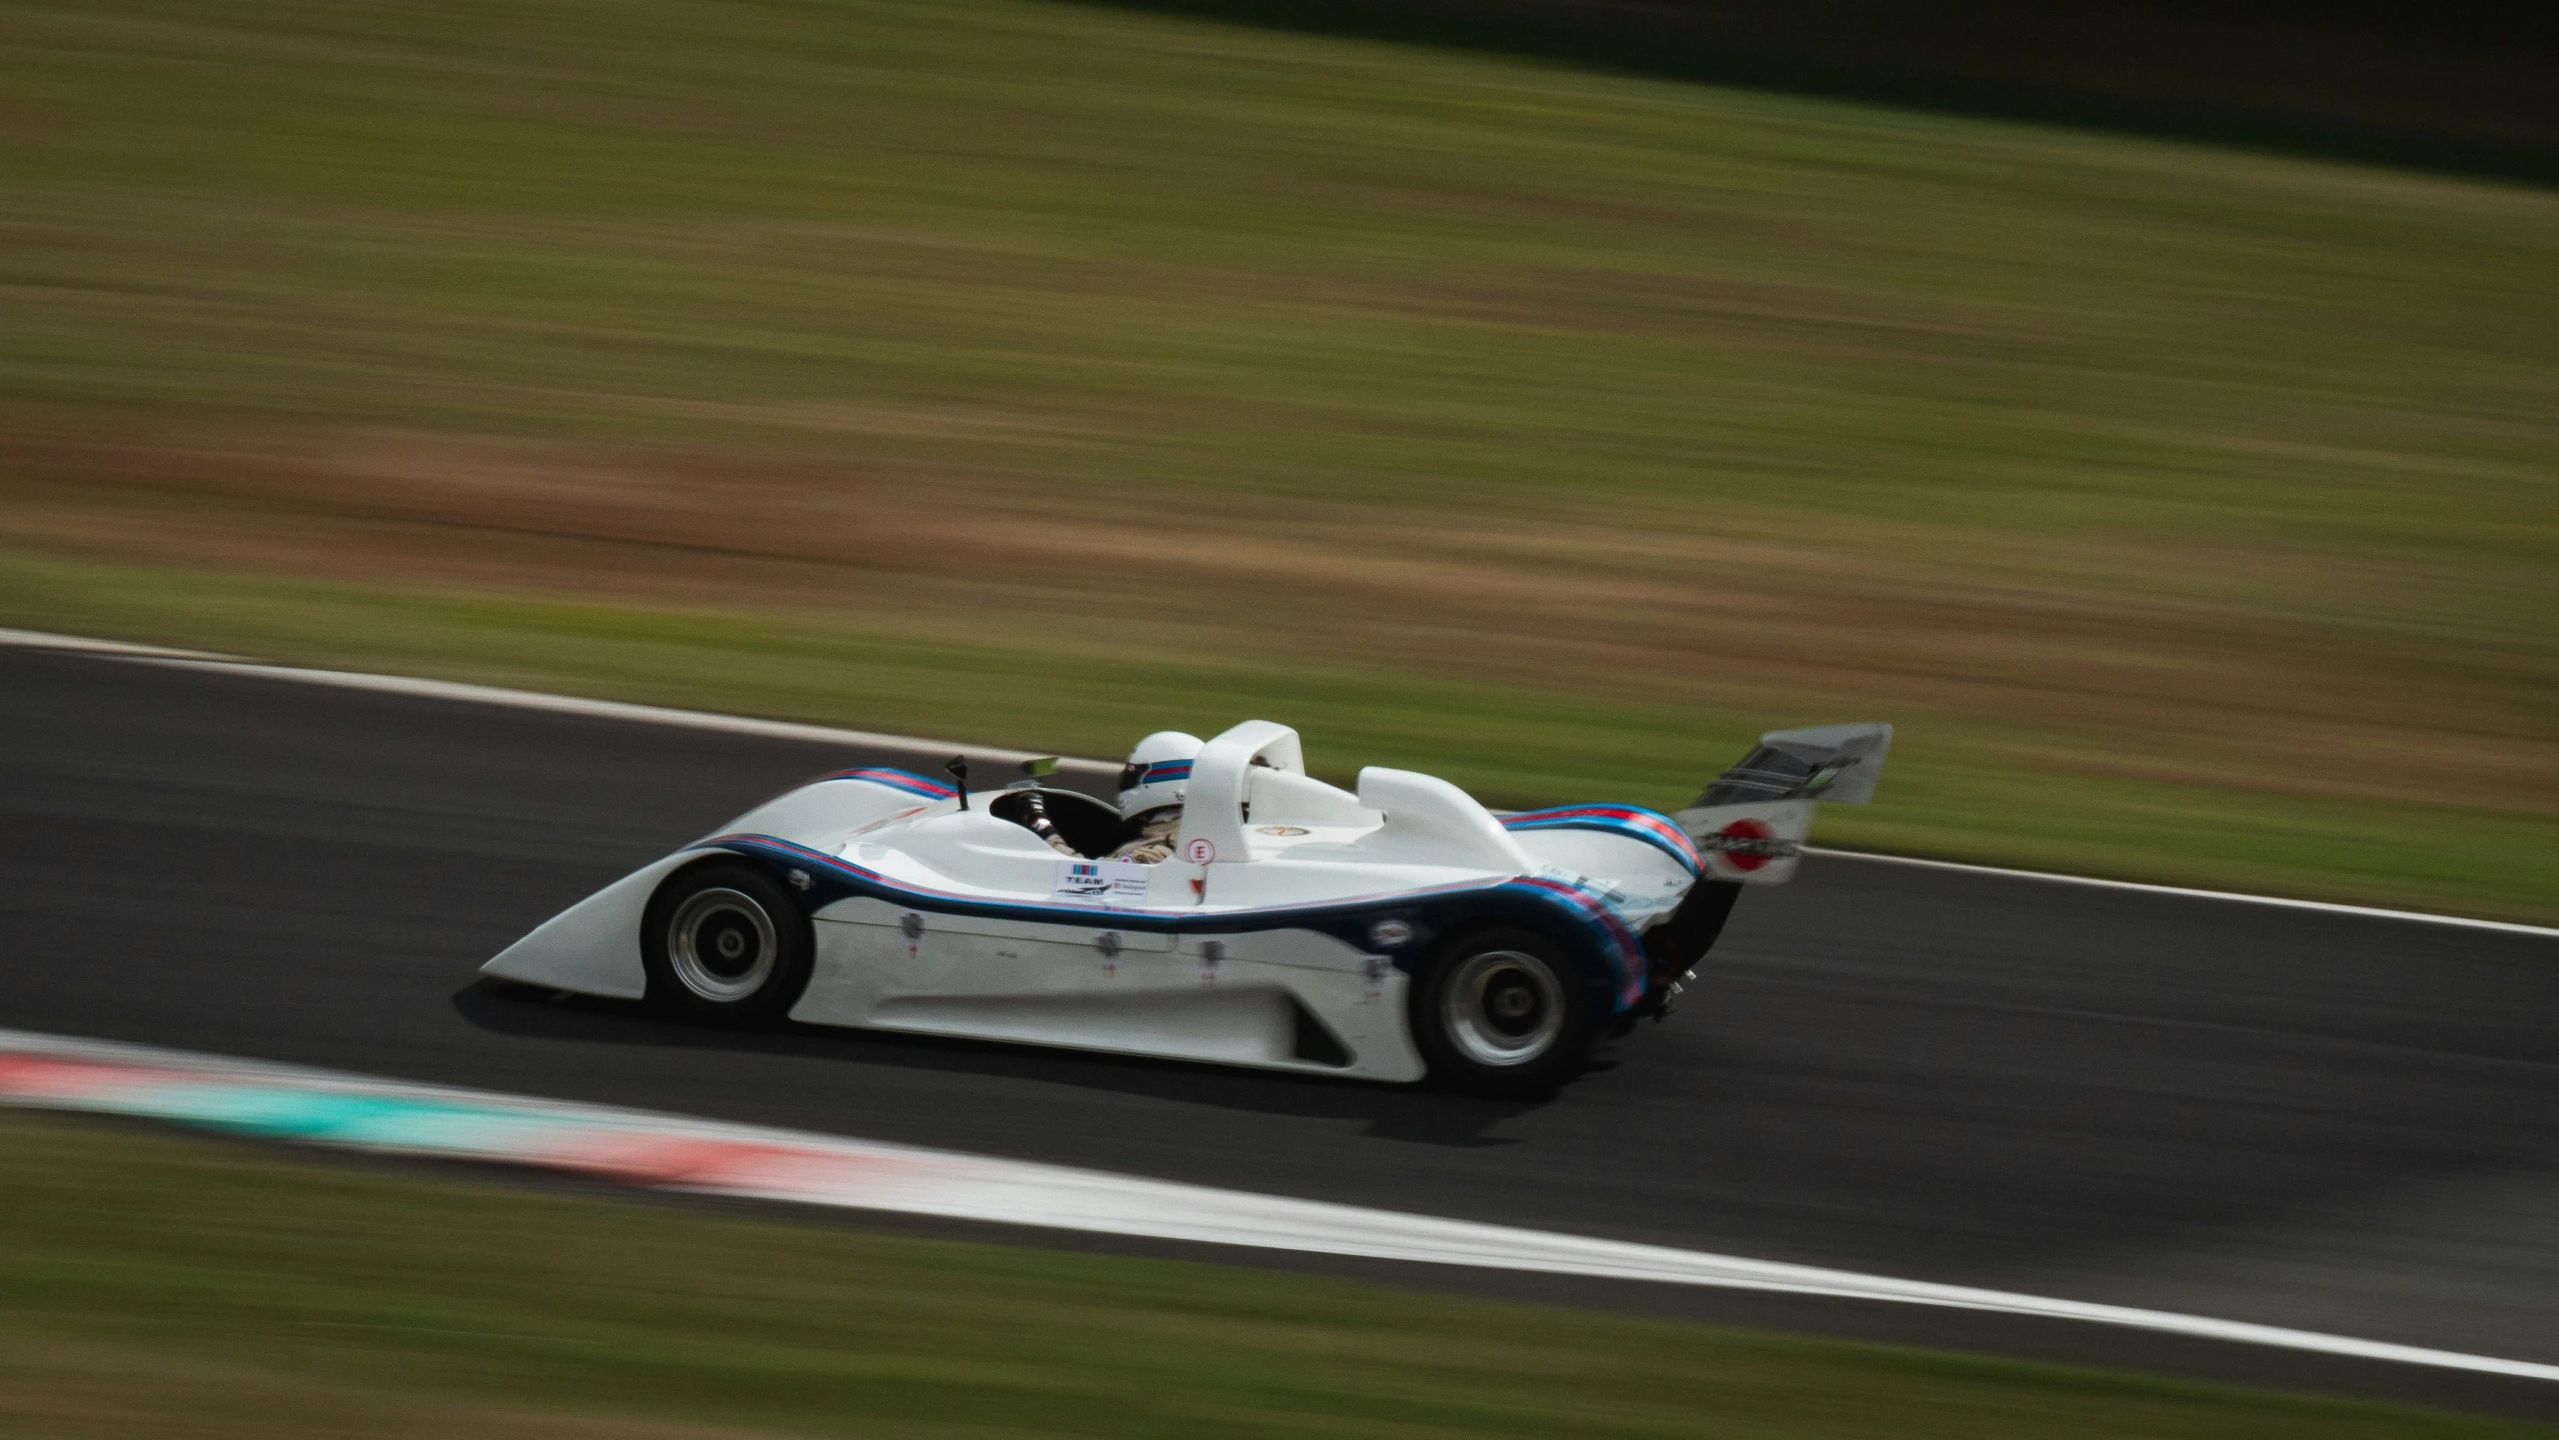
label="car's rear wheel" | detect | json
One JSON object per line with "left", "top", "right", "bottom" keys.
{"left": 1409, "top": 926, "right": 1598, "bottom": 1098}
{"left": 642, "top": 861, "right": 814, "bottom": 1025}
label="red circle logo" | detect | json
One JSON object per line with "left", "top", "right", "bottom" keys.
{"left": 1718, "top": 818, "right": 1776, "bottom": 872}
{"left": 1184, "top": 837, "right": 1217, "bottom": 865}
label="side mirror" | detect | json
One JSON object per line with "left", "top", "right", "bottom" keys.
{"left": 944, "top": 754, "right": 970, "bottom": 810}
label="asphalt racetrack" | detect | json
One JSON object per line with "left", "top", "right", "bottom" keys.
{"left": 5, "top": 644, "right": 2556, "bottom": 1415}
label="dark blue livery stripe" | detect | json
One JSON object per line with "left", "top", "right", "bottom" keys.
{"left": 699, "top": 833, "right": 1648, "bottom": 1013}
{"left": 1501, "top": 804, "right": 1699, "bottom": 874}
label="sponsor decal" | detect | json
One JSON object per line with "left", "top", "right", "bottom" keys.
{"left": 1184, "top": 837, "right": 1217, "bottom": 865}
{"left": 1367, "top": 918, "right": 1414, "bottom": 948}
{"left": 1054, "top": 859, "right": 1151, "bottom": 903}
{"left": 1255, "top": 825, "right": 1310, "bottom": 836}
{"left": 1697, "top": 818, "right": 1799, "bottom": 872}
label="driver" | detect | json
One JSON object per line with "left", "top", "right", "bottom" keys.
{"left": 1109, "top": 730, "right": 1203, "bottom": 863}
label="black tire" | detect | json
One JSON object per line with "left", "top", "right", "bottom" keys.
{"left": 1408, "top": 925, "right": 1599, "bottom": 1098}
{"left": 641, "top": 861, "right": 815, "bottom": 1025}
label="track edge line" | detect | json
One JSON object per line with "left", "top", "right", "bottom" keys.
{"left": 2, "top": 626, "right": 2545, "bottom": 936}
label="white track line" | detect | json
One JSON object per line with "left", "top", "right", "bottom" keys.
{"left": 1805, "top": 849, "right": 2559, "bottom": 940}
{"left": 0, "top": 627, "right": 1109, "bottom": 774}
{"left": 121, "top": 656, "right": 1119, "bottom": 774}
{"left": 2, "top": 626, "right": 2549, "bottom": 936}
{"left": 0, "top": 625, "right": 238, "bottom": 661}
{"left": 3, "top": 1026, "right": 2552, "bottom": 1385}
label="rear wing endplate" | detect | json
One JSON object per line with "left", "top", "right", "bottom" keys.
{"left": 1674, "top": 723, "right": 1891, "bottom": 884}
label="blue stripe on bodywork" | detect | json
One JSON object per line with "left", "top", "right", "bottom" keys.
{"left": 1501, "top": 804, "right": 1699, "bottom": 875}
{"left": 821, "top": 767, "right": 957, "bottom": 800}
{"left": 700, "top": 833, "right": 1648, "bottom": 1013}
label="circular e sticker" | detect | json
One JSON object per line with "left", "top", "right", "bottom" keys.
{"left": 1183, "top": 836, "right": 1217, "bottom": 865}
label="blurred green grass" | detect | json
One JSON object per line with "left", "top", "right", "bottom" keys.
{"left": 5, "top": 1111, "right": 2549, "bottom": 1439}
{"left": 0, "top": 0, "right": 2552, "bottom": 919}
{"left": 6, "top": 547, "right": 2551, "bottom": 922}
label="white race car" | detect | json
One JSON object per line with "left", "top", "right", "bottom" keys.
{"left": 484, "top": 719, "right": 1888, "bottom": 1095}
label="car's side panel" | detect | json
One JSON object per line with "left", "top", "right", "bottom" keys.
{"left": 794, "top": 898, "right": 1179, "bottom": 1020}
{"left": 790, "top": 898, "right": 1425, "bottom": 1080}
{"left": 1173, "top": 929, "right": 1423, "bottom": 1082}
{"left": 873, "top": 984, "right": 1306, "bottom": 1068}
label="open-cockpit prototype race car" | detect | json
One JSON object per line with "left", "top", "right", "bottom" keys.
{"left": 484, "top": 720, "right": 1889, "bottom": 1096}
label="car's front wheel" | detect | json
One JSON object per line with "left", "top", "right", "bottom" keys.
{"left": 641, "top": 861, "right": 814, "bottom": 1025}
{"left": 1409, "top": 927, "right": 1598, "bottom": 1098}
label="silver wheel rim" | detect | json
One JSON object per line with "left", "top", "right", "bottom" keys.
{"left": 1441, "top": 949, "right": 1565, "bottom": 1067}
{"left": 666, "top": 888, "right": 778, "bottom": 1002}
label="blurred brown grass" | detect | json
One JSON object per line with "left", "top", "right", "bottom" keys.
{"left": 2, "top": 0, "right": 2554, "bottom": 915}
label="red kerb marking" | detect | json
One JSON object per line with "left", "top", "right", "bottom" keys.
{"left": 0, "top": 1054, "right": 182, "bottom": 1097}
{"left": 544, "top": 1131, "right": 908, "bottom": 1190}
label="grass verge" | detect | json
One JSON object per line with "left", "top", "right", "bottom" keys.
{"left": 2, "top": 1111, "right": 2548, "bottom": 1439}
{"left": 6, "top": 548, "right": 2553, "bottom": 924}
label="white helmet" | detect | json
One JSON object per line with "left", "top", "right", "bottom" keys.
{"left": 1116, "top": 730, "right": 1203, "bottom": 820}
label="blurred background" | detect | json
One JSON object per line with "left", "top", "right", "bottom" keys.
{"left": 8, "top": 6, "right": 2559, "bottom": 1438}
{"left": 4, "top": 0, "right": 2553, "bottom": 920}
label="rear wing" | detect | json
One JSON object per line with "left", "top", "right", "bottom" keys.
{"left": 1674, "top": 723, "right": 1890, "bottom": 884}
